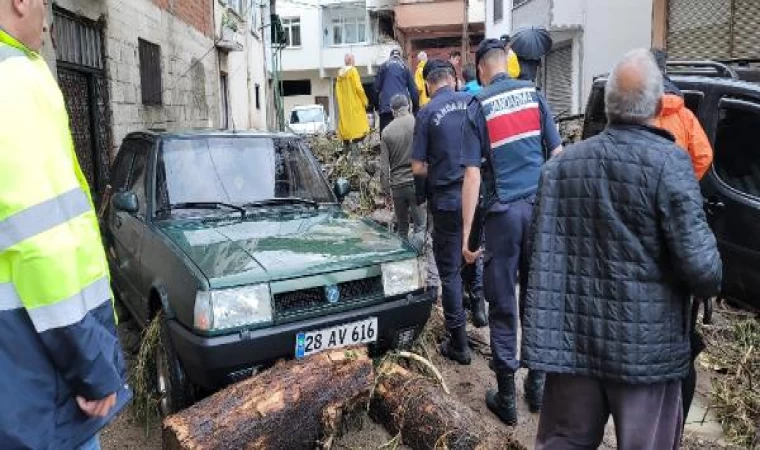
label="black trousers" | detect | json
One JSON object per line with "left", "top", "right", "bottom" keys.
{"left": 379, "top": 113, "right": 394, "bottom": 134}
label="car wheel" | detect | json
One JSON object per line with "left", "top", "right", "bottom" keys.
{"left": 155, "top": 313, "right": 195, "bottom": 416}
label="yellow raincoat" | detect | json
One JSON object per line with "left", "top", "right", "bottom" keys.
{"left": 414, "top": 60, "right": 430, "bottom": 106}
{"left": 335, "top": 65, "right": 370, "bottom": 141}
{"left": 507, "top": 49, "right": 521, "bottom": 78}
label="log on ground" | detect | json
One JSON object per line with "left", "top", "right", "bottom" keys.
{"left": 370, "top": 363, "right": 526, "bottom": 450}
{"left": 163, "top": 348, "right": 373, "bottom": 450}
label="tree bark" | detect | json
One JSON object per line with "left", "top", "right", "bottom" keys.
{"left": 162, "top": 349, "right": 372, "bottom": 450}
{"left": 370, "top": 364, "right": 526, "bottom": 450}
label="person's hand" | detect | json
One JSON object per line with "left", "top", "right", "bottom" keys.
{"left": 76, "top": 393, "right": 117, "bottom": 418}
{"left": 463, "top": 245, "right": 483, "bottom": 265}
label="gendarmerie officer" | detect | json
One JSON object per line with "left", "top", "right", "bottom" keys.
{"left": 411, "top": 59, "right": 487, "bottom": 365}
{"left": 461, "top": 40, "right": 563, "bottom": 425}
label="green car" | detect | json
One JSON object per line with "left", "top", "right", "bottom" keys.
{"left": 103, "top": 130, "right": 434, "bottom": 414}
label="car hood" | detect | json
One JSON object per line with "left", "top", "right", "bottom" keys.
{"left": 157, "top": 209, "right": 414, "bottom": 288}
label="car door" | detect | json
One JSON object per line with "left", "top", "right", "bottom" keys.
{"left": 699, "top": 86, "right": 760, "bottom": 307}
{"left": 109, "top": 138, "right": 151, "bottom": 319}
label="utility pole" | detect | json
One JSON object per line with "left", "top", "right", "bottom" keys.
{"left": 461, "top": 0, "right": 469, "bottom": 64}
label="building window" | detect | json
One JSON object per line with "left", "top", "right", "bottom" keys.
{"left": 331, "top": 16, "right": 366, "bottom": 45}
{"left": 138, "top": 39, "right": 162, "bottom": 106}
{"left": 255, "top": 83, "right": 261, "bottom": 110}
{"left": 228, "top": 0, "right": 246, "bottom": 16}
{"left": 714, "top": 99, "right": 760, "bottom": 198}
{"left": 494, "top": 0, "right": 503, "bottom": 22}
{"left": 513, "top": 0, "right": 532, "bottom": 8}
{"left": 281, "top": 79, "right": 311, "bottom": 97}
{"left": 282, "top": 17, "right": 301, "bottom": 47}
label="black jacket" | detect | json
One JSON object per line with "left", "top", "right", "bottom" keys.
{"left": 521, "top": 124, "right": 722, "bottom": 383}
{"left": 374, "top": 57, "right": 419, "bottom": 114}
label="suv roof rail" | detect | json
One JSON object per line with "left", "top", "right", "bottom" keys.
{"left": 666, "top": 60, "right": 739, "bottom": 80}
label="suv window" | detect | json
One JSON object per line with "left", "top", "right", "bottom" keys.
{"left": 110, "top": 145, "right": 135, "bottom": 192}
{"left": 714, "top": 99, "right": 760, "bottom": 198}
{"left": 682, "top": 91, "right": 704, "bottom": 115}
{"left": 129, "top": 150, "right": 148, "bottom": 216}
{"left": 155, "top": 136, "right": 334, "bottom": 214}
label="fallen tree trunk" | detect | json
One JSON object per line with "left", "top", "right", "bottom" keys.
{"left": 370, "top": 363, "right": 526, "bottom": 450}
{"left": 163, "top": 348, "right": 372, "bottom": 450}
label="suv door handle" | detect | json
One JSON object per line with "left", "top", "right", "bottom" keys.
{"left": 704, "top": 198, "right": 725, "bottom": 216}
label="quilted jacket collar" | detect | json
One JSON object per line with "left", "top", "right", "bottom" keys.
{"left": 606, "top": 122, "right": 676, "bottom": 143}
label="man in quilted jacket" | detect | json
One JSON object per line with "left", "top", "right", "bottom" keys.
{"left": 521, "top": 49, "right": 722, "bottom": 449}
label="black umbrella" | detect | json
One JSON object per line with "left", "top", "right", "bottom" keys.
{"left": 510, "top": 27, "right": 553, "bottom": 61}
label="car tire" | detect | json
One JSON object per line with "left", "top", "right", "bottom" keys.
{"left": 155, "top": 312, "right": 195, "bottom": 416}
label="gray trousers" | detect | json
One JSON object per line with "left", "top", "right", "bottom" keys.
{"left": 536, "top": 373, "right": 683, "bottom": 450}
{"left": 391, "top": 184, "right": 426, "bottom": 238}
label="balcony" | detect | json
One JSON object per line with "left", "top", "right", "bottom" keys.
{"left": 321, "top": 41, "right": 398, "bottom": 71}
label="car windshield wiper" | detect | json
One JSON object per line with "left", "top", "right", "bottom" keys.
{"left": 156, "top": 202, "right": 246, "bottom": 217}
{"left": 242, "top": 197, "right": 320, "bottom": 209}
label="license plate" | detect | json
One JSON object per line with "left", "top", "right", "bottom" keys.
{"left": 295, "top": 317, "right": 378, "bottom": 359}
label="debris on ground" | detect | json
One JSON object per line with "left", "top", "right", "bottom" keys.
{"left": 163, "top": 348, "right": 373, "bottom": 450}
{"left": 699, "top": 305, "right": 759, "bottom": 449}
{"left": 131, "top": 314, "right": 163, "bottom": 428}
{"left": 371, "top": 362, "right": 525, "bottom": 450}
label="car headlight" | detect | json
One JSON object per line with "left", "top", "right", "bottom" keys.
{"left": 381, "top": 258, "right": 423, "bottom": 296}
{"left": 194, "top": 284, "right": 273, "bottom": 331}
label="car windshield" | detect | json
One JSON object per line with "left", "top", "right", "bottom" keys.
{"left": 155, "top": 137, "right": 334, "bottom": 215}
{"left": 290, "top": 108, "right": 324, "bottom": 124}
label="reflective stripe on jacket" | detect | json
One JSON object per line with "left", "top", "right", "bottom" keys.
{"left": 0, "top": 30, "right": 131, "bottom": 450}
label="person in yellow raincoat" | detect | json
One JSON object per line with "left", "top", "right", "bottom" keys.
{"left": 500, "top": 35, "right": 521, "bottom": 78}
{"left": 335, "top": 53, "right": 370, "bottom": 153}
{"left": 414, "top": 51, "right": 430, "bottom": 106}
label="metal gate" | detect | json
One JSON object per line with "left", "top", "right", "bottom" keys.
{"left": 668, "top": 0, "right": 760, "bottom": 60}
{"left": 543, "top": 44, "right": 573, "bottom": 115}
{"left": 54, "top": 7, "right": 112, "bottom": 199}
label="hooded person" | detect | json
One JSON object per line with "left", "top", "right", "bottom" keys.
{"left": 414, "top": 51, "right": 431, "bottom": 106}
{"left": 335, "top": 53, "right": 370, "bottom": 151}
{"left": 499, "top": 35, "right": 521, "bottom": 79}
{"left": 651, "top": 48, "right": 713, "bottom": 180}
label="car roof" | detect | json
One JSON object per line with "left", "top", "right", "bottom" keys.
{"left": 124, "top": 129, "right": 299, "bottom": 141}
{"left": 591, "top": 74, "right": 760, "bottom": 92}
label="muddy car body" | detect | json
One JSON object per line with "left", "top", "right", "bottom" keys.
{"left": 582, "top": 62, "right": 760, "bottom": 309}
{"left": 103, "top": 130, "right": 434, "bottom": 412}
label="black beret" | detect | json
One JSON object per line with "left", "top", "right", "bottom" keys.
{"left": 476, "top": 38, "right": 507, "bottom": 67}
{"left": 422, "top": 59, "right": 455, "bottom": 80}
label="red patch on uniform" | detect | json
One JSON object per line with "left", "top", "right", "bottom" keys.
{"left": 486, "top": 107, "right": 541, "bottom": 145}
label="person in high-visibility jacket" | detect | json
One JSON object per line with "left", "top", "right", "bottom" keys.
{"left": 0, "top": 1, "right": 131, "bottom": 449}
{"left": 335, "top": 53, "right": 370, "bottom": 151}
{"left": 415, "top": 51, "right": 430, "bottom": 106}
{"left": 500, "top": 35, "right": 521, "bottom": 79}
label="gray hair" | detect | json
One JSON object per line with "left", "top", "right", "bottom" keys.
{"left": 417, "top": 51, "right": 428, "bottom": 62}
{"left": 390, "top": 94, "right": 409, "bottom": 114}
{"left": 605, "top": 49, "right": 664, "bottom": 125}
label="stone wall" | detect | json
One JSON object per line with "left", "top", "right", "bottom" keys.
{"left": 105, "top": 0, "right": 221, "bottom": 149}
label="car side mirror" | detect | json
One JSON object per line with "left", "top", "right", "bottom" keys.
{"left": 333, "top": 178, "right": 351, "bottom": 202}
{"left": 112, "top": 192, "right": 139, "bottom": 214}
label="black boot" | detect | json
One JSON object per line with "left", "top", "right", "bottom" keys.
{"left": 470, "top": 295, "right": 487, "bottom": 328}
{"left": 524, "top": 370, "right": 545, "bottom": 413}
{"left": 440, "top": 326, "right": 471, "bottom": 365}
{"left": 486, "top": 371, "right": 517, "bottom": 426}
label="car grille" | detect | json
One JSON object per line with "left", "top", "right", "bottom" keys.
{"left": 274, "top": 276, "right": 384, "bottom": 316}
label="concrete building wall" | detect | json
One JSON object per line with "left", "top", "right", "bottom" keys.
{"left": 551, "top": 0, "right": 585, "bottom": 27}
{"left": 105, "top": 0, "right": 220, "bottom": 147}
{"left": 279, "top": 0, "right": 322, "bottom": 71}
{"left": 485, "top": 0, "right": 511, "bottom": 38}
{"left": 579, "top": 0, "right": 652, "bottom": 104}
{"left": 47, "top": 0, "right": 221, "bottom": 150}
{"left": 512, "top": 0, "right": 550, "bottom": 29}
{"left": 282, "top": 70, "right": 333, "bottom": 122}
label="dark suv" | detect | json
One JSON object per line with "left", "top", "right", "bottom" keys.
{"left": 582, "top": 61, "right": 760, "bottom": 309}
{"left": 102, "top": 130, "right": 434, "bottom": 413}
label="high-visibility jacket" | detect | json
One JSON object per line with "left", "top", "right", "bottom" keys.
{"left": 414, "top": 60, "right": 430, "bottom": 106}
{"left": 335, "top": 65, "right": 370, "bottom": 141}
{"left": 653, "top": 93, "right": 713, "bottom": 180}
{"left": 507, "top": 49, "right": 520, "bottom": 79}
{"left": 0, "top": 29, "right": 131, "bottom": 449}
